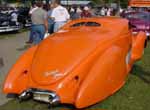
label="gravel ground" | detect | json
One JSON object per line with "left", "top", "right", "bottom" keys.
{"left": 0, "top": 31, "right": 29, "bottom": 105}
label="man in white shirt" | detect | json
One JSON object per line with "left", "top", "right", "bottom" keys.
{"left": 101, "top": 7, "right": 105, "bottom": 16}
{"left": 51, "top": 0, "right": 70, "bottom": 32}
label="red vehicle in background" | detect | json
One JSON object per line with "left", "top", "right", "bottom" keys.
{"left": 127, "top": 0, "right": 150, "bottom": 37}
{"left": 123, "top": 11, "right": 150, "bottom": 37}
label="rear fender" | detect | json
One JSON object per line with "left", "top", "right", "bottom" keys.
{"left": 131, "top": 31, "right": 146, "bottom": 60}
{"left": 75, "top": 46, "right": 127, "bottom": 108}
{"left": 3, "top": 46, "right": 37, "bottom": 94}
{"left": 128, "top": 31, "right": 146, "bottom": 71}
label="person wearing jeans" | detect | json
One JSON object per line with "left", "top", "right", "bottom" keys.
{"left": 47, "top": 6, "right": 54, "bottom": 34}
{"left": 28, "top": 1, "right": 48, "bottom": 44}
{"left": 26, "top": 2, "right": 37, "bottom": 44}
{"left": 32, "top": 24, "right": 46, "bottom": 44}
{"left": 53, "top": 21, "right": 66, "bottom": 32}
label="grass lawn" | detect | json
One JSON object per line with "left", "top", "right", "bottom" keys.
{"left": 0, "top": 42, "right": 150, "bottom": 110}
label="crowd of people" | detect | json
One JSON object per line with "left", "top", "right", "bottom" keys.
{"left": 1, "top": 1, "right": 122, "bottom": 45}
{"left": 23, "top": 0, "right": 150, "bottom": 45}
{"left": 26, "top": 0, "right": 95, "bottom": 44}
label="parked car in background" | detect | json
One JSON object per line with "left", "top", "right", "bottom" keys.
{"left": 17, "top": 7, "right": 31, "bottom": 27}
{"left": 0, "top": 12, "right": 21, "bottom": 32}
{"left": 0, "top": 7, "right": 31, "bottom": 33}
{"left": 123, "top": 11, "right": 150, "bottom": 37}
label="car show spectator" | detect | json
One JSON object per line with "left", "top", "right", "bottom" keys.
{"left": 43, "top": 3, "right": 49, "bottom": 11}
{"left": 100, "top": 7, "right": 106, "bottom": 16}
{"left": 81, "top": 6, "right": 92, "bottom": 18}
{"left": 29, "top": 1, "right": 48, "bottom": 44}
{"left": 29, "top": 2, "right": 37, "bottom": 15}
{"left": 26, "top": 2, "right": 38, "bottom": 44}
{"left": 10, "top": 8, "right": 18, "bottom": 25}
{"left": 70, "top": 7, "right": 81, "bottom": 20}
{"left": 90, "top": 7, "right": 96, "bottom": 17}
{"left": 76, "top": 7, "right": 82, "bottom": 14}
{"left": 47, "top": 3, "right": 54, "bottom": 34}
{"left": 106, "top": 8, "right": 111, "bottom": 16}
{"left": 69, "top": 7, "right": 75, "bottom": 18}
{"left": 51, "top": 0, "right": 70, "bottom": 32}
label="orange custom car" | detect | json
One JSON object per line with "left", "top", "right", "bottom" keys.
{"left": 3, "top": 17, "right": 146, "bottom": 108}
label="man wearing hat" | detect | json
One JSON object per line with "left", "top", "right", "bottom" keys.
{"left": 81, "top": 6, "right": 92, "bottom": 18}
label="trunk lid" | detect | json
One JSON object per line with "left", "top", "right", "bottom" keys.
{"left": 30, "top": 29, "right": 102, "bottom": 85}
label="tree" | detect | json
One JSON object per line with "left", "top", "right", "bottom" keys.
{"left": 92, "top": 0, "right": 128, "bottom": 8}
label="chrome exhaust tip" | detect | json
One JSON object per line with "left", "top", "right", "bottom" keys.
{"left": 18, "top": 89, "right": 32, "bottom": 100}
{"left": 33, "top": 90, "right": 60, "bottom": 106}
{"left": 18, "top": 88, "right": 60, "bottom": 106}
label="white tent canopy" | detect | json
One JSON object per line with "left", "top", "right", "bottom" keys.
{"left": 61, "top": 0, "right": 91, "bottom": 5}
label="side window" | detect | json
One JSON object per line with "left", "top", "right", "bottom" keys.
{"left": 71, "top": 22, "right": 101, "bottom": 27}
{"left": 71, "top": 22, "right": 86, "bottom": 27}
{"left": 85, "top": 22, "right": 101, "bottom": 26}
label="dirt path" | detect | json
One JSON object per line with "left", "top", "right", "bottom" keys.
{"left": 0, "top": 31, "right": 29, "bottom": 105}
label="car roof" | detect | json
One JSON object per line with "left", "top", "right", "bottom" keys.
{"left": 71, "top": 17, "right": 127, "bottom": 23}
{"left": 63, "top": 17, "right": 128, "bottom": 29}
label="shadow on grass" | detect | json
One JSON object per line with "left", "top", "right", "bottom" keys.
{"left": 131, "top": 64, "right": 150, "bottom": 84}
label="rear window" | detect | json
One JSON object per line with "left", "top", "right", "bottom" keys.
{"left": 71, "top": 22, "right": 101, "bottom": 27}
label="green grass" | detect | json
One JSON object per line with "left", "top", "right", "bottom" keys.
{"left": 0, "top": 42, "right": 150, "bottom": 110}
